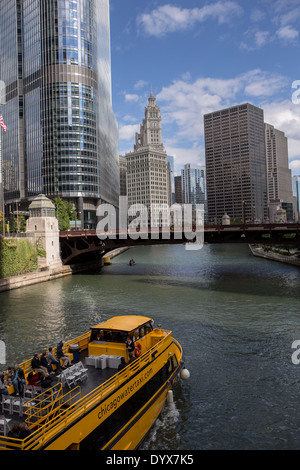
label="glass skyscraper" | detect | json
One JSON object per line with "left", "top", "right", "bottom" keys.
{"left": 0, "top": 0, "right": 119, "bottom": 228}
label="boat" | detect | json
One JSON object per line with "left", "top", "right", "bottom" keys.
{"left": 0, "top": 315, "right": 188, "bottom": 450}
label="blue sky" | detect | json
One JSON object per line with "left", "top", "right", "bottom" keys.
{"left": 109, "top": 0, "right": 300, "bottom": 175}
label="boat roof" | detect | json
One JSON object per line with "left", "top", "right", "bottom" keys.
{"left": 91, "top": 315, "right": 153, "bottom": 333}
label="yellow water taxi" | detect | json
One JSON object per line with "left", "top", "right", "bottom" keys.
{"left": 0, "top": 315, "right": 188, "bottom": 450}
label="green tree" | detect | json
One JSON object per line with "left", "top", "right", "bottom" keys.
{"left": 52, "top": 197, "right": 75, "bottom": 231}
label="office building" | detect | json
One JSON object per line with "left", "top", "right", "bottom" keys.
{"left": 292, "top": 175, "right": 300, "bottom": 214}
{"left": 174, "top": 176, "right": 183, "bottom": 204}
{"left": 204, "top": 103, "right": 267, "bottom": 223}
{"left": 125, "top": 92, "right": 169, "bottom": 226}
{"left": 181, "top": 164, "right": 207, "bottom": 221}
{"left": 119, "top": 155, "right": 127, "bottom": 197}
{"left": 0, "top": 0, "right": 119, "bottom": 229}
{"left": 265, "top": 123, "right": 297, "bottom": 221}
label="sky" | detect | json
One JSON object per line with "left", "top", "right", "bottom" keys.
{"left": 109, "top": 0, "right": 300, "bottom": 176}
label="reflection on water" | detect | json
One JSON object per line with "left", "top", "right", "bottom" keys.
{"left": 0, "top": 244, "right": 300, "bottom": 449}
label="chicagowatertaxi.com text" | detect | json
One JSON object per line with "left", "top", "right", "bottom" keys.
{"left": 106, "top": 454, "right": 194, "bottom": 466}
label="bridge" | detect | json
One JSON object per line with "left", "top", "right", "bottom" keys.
{"left": 59, "top": 223, "right": 300, "bottom": 265}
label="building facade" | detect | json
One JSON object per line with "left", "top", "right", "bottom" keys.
{"left": 125, "top": 92, "right": 169, "bottom": 226}
{"left": 265, "top": 123, "right": 297, "bottom": 222}
{"left": 0, "top": 0, "right": 119, "bottom": 229}
{"left": 204, "top": 103, "right": 268, "bottom": 224}
{"left": 181, "top": 164, "right": 207, "bottom": 221}
{"left": 292, "top": 175, "right": 300, "bottom": 214}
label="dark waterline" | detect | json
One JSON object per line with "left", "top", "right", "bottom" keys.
{"left": 0, "top": 244, "right": 300, "bottom": 449}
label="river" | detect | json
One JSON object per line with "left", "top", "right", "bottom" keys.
{"left": 0, "top": 243, "right": 300, "bottom": 450}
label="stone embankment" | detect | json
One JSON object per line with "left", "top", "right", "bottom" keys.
{"left": 249, "top": 245, "right": 300, "bottom": 267}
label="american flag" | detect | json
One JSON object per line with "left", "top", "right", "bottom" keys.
{"left": 0, "top": 115, "right": 6, "bottom": 132}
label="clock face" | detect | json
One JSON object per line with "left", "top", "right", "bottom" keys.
{"left": 152, "top": 122, "right": 157, "bottom": 128}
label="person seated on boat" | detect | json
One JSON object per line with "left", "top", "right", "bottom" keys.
{"left": 56, "top": 341, "right": 73, "bottom": 369}
{"left": 12, "top": 364, "right": 26, "bottom": 396}
{"left": 96, "top": 330, "right": 104, "bottom": 341}
{"left": 18, "top": 422, "right": 32, "bottom": 439}
{"left": 31, "top": 353, "right": 49, "bottom": 378}
{"left": 41, "top": 351, "right": 54, "bottom": 375}
{"left": 0, "top": 373, "right": 9, "bottom": 397}
{"left": 27, "top": 370, "right": 41, "bottom": 387}
{"left": 40, "top": 374, "right": 53, "bottom": 389}
{"left": 128, "top": 351, "right": 137, "bottom": 363}
{"left": 126, "top": 337, "right": 135, "bottom": 355}
{"left": 118, "top": 357, "right": 127, "bottom": 371}
{"left": 48, "top": 347, "right": 61, "bottom": 373}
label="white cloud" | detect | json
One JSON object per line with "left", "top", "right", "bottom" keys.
{"left": 137, "top": 1, "right": 243, "bottom": 37}
{"left": 156, "top": 69, "right": 287, "bottom": 141}
{"left": 125, "top": 93, "right": 139, "bottom": 102}
{"left": 290, "top": 159, "right": 300, "bottom": 173}
{"left": 119, "top": 124, "right": 139, "bottom": 141}
{"left": 276, "top": 25, "right": 299, "bottom": 41}
{"left": 134, "top": 80, "right": 148, "bottom": 90}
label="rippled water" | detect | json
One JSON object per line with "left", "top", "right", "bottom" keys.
{"left": 1, "top": 243, "right": 300, "bottom": 449}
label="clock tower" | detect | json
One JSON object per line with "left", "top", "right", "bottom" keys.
{"left": 134, "top": 92, "right": 163, "bottom": 150}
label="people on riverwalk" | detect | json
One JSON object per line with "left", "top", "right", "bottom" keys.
{"left": 48, "top": 347, "right": 61, "bottom": 373}
{"left": 56, "top": 341, "right": 72, "bottom": 368}
{"left": 31, "top": 353, "right": 49, "bottom": 378}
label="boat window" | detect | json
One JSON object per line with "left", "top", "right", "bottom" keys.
{"left": 144, "top": 322, "right": 153, "bottom": 334}
{"left": 91, "top": 330, "right": 127, "bottom": 343}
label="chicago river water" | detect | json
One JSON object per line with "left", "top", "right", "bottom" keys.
{"left": 0, "top": 243, "right": 300, "bottom": 449}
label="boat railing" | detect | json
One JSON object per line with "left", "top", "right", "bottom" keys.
{"left": 4, "top": 331, "right": 91, "bottom": 380}
{"left": 0, "top": 329, "right": 173, "bottom": 450}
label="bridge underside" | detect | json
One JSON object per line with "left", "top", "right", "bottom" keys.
{"left": 59, "top": 225, "right": 300, "bottom": 265}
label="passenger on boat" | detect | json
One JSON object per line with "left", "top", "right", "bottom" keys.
{"left": 128, "top": 352, "right": 137, "bottom": 363}
{"left": 12, "top": 364, "right": 26, "bottom": 396}
{"left": 31, "top": 353, "right": 49, "bottom": 378}
{"left": 18, "top": 422, "right": 32, "bottom": 439}
{"left": 48, "top": 347, "right": 61, "bottom": 373}
{"left": 96, "top": 330, "right": 104, "bottom": 341}
{"left": 56, "top": 341, "right": 73, "bottom": 368}
{"left": 27, "top": 370, "right": 40, "bottom": 387}
{"left": 0, "top": 374, "right": 9, "bottom": 397}
{"left": 118, "top": 357, "right": 127, "bottom": 371}
{"left": 41, "top": 351, "right": 54, "bottom": 375}
{"left": 40, "top": 375, "right": 53, "bottom": 389}
{"left": 126, "top": 337, "right": 135, "bottom": 354}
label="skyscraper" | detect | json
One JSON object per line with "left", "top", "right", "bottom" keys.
{"left": 0, "top": 0, "right": 119, "bottom": 229}
{"left": 125, "top": 92, "right": 169, "bottom": 226}
{"left": 204, "top": 103, "right": 267, "bottom": 223}
{"left": 292, "top": 175, "right": 300, "bottom": 214}
{"left": 181, "top": 164, "right": 207, "bottom": 221}
{"left": 265, "top": 123, "right": 297, "bottom": 222}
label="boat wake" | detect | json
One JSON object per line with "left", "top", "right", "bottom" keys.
{"left": 140, "top": 399, "right": 181, "bottom": 450}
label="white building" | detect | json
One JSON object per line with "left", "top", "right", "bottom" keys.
{"left": 125, "top": 93, "right": 169, "bottom": 227}
{"left": 265, "top": 123, "right": 297, "bottom": 222}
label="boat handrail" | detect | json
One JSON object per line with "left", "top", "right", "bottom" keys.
{"left": 0, "top": 329, "right": 173, "bottom": 450}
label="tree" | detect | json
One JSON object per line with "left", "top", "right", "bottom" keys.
{"left": 52, "top": 197, "right": 75, "bottom": 231}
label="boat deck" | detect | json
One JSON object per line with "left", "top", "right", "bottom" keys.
{"left": 0, "top": 348, "right": 123, "bottom": 438}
